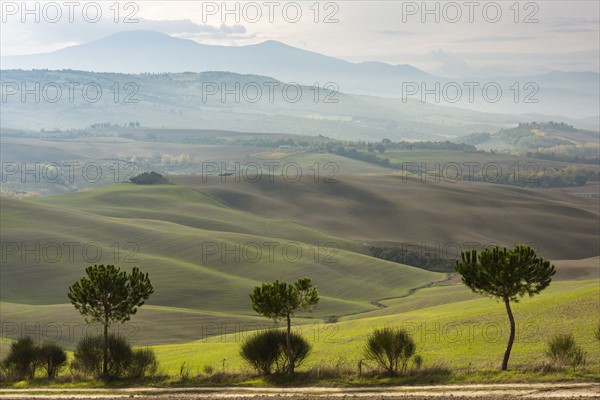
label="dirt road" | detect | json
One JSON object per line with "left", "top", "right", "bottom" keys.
{"left": 1, "top": 383, "right": 599, "bottom": 399}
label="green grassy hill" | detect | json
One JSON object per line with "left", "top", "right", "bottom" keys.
{"left": 458, "top": 122, "right": 599, "bottom": 157}
{"left": 0, "top": 183, "right": 443, "bottom": 347}
{"left": 1, "top": 179, "right": 598, "bottom": 378}
{"left": 151, "top": 280, "right": 599, "bottom": 374}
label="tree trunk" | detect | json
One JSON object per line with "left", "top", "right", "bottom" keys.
{"left": 501, "top": 296, "right": 515, "bottom": 371}
{"left": 103, "top": 321, "right": 109, "bottom": 378}
{"left": 286, "top": 314, "right": 294, "bottom": 374}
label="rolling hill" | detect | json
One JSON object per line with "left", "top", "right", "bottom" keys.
{"left": 0, "top": 182, "right": 444, "bottom": 347}
{"left": 172, "top": 174, "right": 600, "bottom": 261}
{"left": 457, "top": 122, "right": 600, "bottom": 166}
{"left": 1, "top": 175, "right": 598, "bottom": 350}
{"left": 152, "top": 280, "right": 600, "bottom": 373}
{"left": 1, "top": 69, "right": 566, "bottom": 140}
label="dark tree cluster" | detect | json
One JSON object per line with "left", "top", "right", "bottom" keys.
{"left": 129, "top": 172, "right": 170, "bottom": 184}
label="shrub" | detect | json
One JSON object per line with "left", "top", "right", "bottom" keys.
{"left": 2, "top": 337, "right": 40, "bottom": 380}
{"left": 240, "top": 329, "right": 311, "bottom": 375}
{"left": 277, "top": 332, "right": 311, "bottom": 373}
{"left": 240, "top": 330, "right": 282, "bottom": 375}
{"left": 364, "top": 328, "right": 416, "bottom": 375}
{"left": 72, "top": 336, "right": 103, "bottom": 378}
{"left": 595, "top": 325, "right": 600, "bottom": 341}
{"left": 128, "top": 348, "right": 158, "bottom": 378}
{"left": 72, "top": 334, "right": 133, "bottom": 378}
{"left": 545, "top": 333, "right": 586, "bottom": 367}
{"left": 108, "top": 335, "right": 133, "bottom": 378}
{"left": 38, "top": 343, "right": 67, "bottom": 379}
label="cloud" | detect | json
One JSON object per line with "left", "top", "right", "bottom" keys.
{"left": 379, "top": 30, "right": 414, "bottom": 36}
{"left": 135, "top": 19, "right": 250, "bottom": 39}
{"left": 547, "top": 16, "right": 599, "bottom": 34}
{"left": 1, "top": 18, "right": 252, "bottom": 56}
{"left": 551, "top": 17, "right": 600, "bottom": 27}
{"left": 454, "top": 36, "right": 537, "bottom": 43}
{"left": 549, "top": 28, "right": 597, "bottom": 33}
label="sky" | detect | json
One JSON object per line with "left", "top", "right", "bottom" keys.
{"left": 1, "top": 0, "right": 599, "bottom": 77}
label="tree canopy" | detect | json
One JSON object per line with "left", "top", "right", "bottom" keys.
{"left": 455, "top": 245, "right": 555, "bottom": 302}
{"left": 68, "top": 264, "right": 154, "bottom": 377}
{"left": 249, "top": 277, "right": 319, "bottom": 374}
{"left": 455, "top": 245, "right": 555, "bottom": 370}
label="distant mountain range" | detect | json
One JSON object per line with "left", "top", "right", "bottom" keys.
{"left": 2, "top": 30, "right": 598, "bottom": 120}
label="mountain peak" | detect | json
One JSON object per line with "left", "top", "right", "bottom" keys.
{"left": 257, "top": 39, "right": 285, "bottom": 46}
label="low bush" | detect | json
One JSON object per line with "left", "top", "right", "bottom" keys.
{"left": 72, "top": 334, "right": 133, "bottom": 378}
{"left": 240, "top": 329, "right": 311, "bottom": 375}
{"left": 2, "top": 337, "right": 40, "bottom": 380}
{"left": 38, "top": 343, "right": 68, "bottom": 379}
{"left": 545, "top": 333, "right": 586, "bottom": 367}
{"left": 128, "top": 348, "right": 159, "bottom": 378}
{"left": 364, "top": 327, "right": 416, "bottom": 376}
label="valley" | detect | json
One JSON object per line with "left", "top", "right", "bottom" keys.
{"left": 1, "top": 14, "right": 599, "bottom": 395}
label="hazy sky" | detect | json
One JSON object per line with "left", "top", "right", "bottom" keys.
{"left": 1, "top": 0, "right": 598, "bottom": 77}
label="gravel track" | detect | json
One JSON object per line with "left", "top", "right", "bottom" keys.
{"left": 1, "top": 383, "right": 599, "bottom": 399}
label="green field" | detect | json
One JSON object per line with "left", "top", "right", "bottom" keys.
{"left": 0, "top": 183, "right": 443, "bottom": 347}
{"left": 1, "top": 176, "right": 598, "bottom": 383}
{"left": 3, "top": 279, "right": 596, "bottom": 379}
{"left": 151, "top": 280, "right": 599, "bottom": 375}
